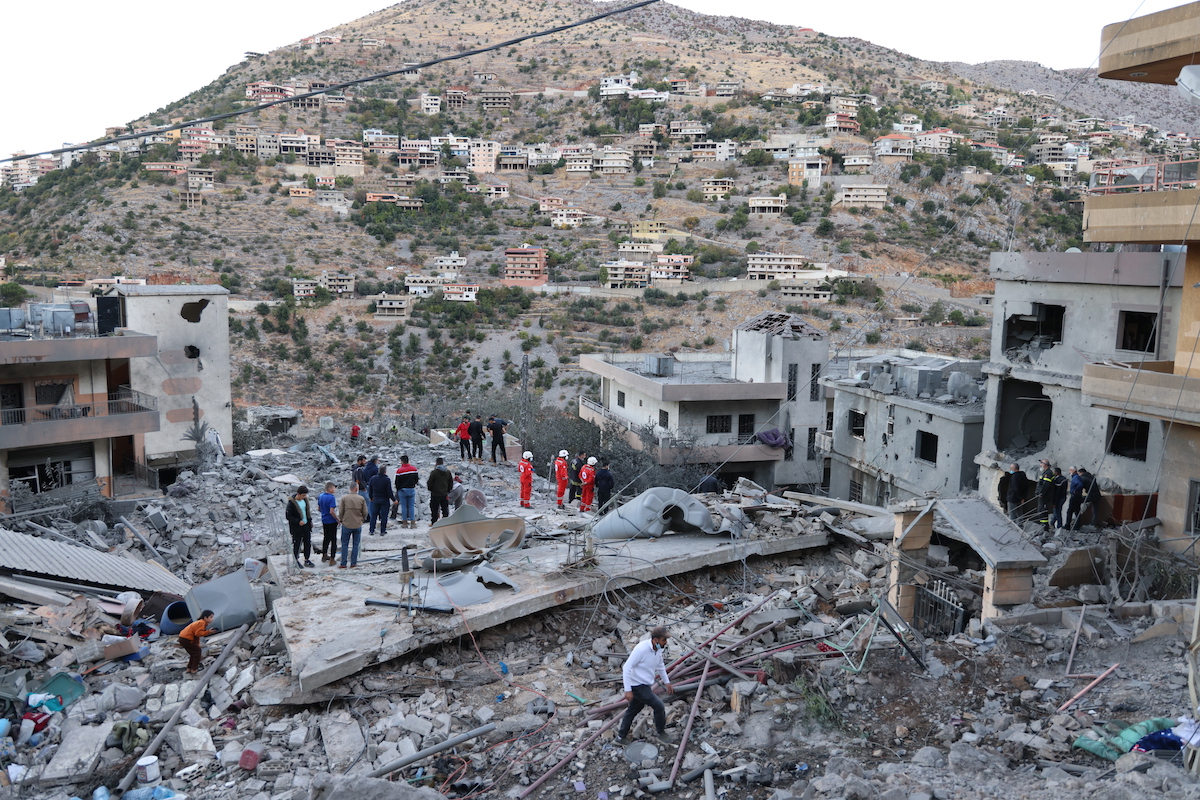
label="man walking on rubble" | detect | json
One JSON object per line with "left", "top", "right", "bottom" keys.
{"left": 368, "top": 460, "right": 396, "bottom": 536}
{"left": 338, "top": 480, "right": 368, "bottom": 568}
{"left": 615, "top": 626, "right": 675, "bottom": 746}
{"left": 427, "top": 456, "right": 454, "bottom": 524}
{"left": 455, "top": 416, "right": 471, "bottom": 462}
{"left": 468, "top": 415, "right": 485, "bottom": 463}
{"left": 553, "top": 449, "right": 569, "bottom": 508}
{"left": 487, "top": 415, "right": 508, "bottom": 464}
{"left": 352, "top": 455, "right": 369, "bottom": 502}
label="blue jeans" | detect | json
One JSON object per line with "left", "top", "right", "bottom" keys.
{"left": 618, "top": 684, "right": 665, "bottom": 739}
{"left": 398, "top": 488, "right": 416, "bottom": 522}
{"left": 369, "top": 500, "right": 390, "bottom": 535}
{"left": 340, "top": 526, "right": 361, "bottom": 567}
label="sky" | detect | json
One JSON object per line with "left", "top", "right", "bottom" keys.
{"left": 0, "top": 0, "right": 1182, "bottom": 161}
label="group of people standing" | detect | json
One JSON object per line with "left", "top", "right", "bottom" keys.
{"left": 453, "top": 414, "right": 511, "bottom": 464}
{"left": 1001, "top": 460, "right": 1103, "bottom": 531}
{"left": 552, "top": 450, "right": 615, "bottom": 513}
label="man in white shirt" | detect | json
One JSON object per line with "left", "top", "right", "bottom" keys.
{"left": 616, "top": 626, "right": 675, "bottom": 745}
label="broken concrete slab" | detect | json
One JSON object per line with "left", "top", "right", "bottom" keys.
{"left": 1132, "top": 621, "right": 1179, "bottom": 642}
{"left": 38, "top": 718, "right": 114, "bottom": 785}
{"left": 322, "top": 714, "right": 367, "bottom": 772}
{"left": 271, "top": 531, "right": 827, "bottom": 695}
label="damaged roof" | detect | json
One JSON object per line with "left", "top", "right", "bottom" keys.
{"left": 734, "top": 312, "right": 823, "bottom": 338}
{"left": 0, "top": 527, "right": 192, "bottom": 595}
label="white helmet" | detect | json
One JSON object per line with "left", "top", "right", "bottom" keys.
{"left": 587, "top": 457, "right": 597, "bottom": 465}
{"left": 523, "top": 451, "right": 533, "bottom": 460}
{"left": 559, "top": 449, "right": 569, "bottom": 457}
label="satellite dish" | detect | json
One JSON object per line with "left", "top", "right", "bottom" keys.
{"left": 1064, "top": 247, "right": 1082, "bottom": 253}
{"left": 1177, "top": 65, "right": 1200, "bottom": 105}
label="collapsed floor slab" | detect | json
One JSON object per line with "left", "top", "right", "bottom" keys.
{"left": 267, "top": 530, "right": 828, "bottom": 696}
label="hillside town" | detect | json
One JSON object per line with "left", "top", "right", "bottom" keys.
{"left": 3, "top": 0, "right": 1200, "bottom": 798}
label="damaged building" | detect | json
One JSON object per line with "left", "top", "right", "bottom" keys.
{"left": 578, "top": 312, "right": 827, "bottom": 489}
{"left": 0, "top": 285, "right": 231, "bottom": 510}
{"left": 975, "top": 251, "right": 1178, "bottom": 518}
{"left": 820, "top": 351, "right": 986, "bottom": 505}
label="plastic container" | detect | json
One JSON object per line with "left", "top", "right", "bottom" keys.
{"left": 37, "top": 672, "right": 86, "bottom": 709}
{"left": 238, "top": 741, "right": 265, "bottom": 770}
{"left": 137, "top": 755, "right": 161, "bottom": 784}
{"left": 92, "top": 788, "right": 111, "bottom": 800}
{"left": 159, "top": 602, "right": 193, "bottom": 636}
{"left": 16, "top": 718, "right": 34, "bottom": 745}
{"left": 0, "top": 719, "right": 10, "bottom": 738}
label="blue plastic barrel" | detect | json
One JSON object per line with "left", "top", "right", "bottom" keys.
{"left": 159, "top": 602, "right": 192, "bottom": 635}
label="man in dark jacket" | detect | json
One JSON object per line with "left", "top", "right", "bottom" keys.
{"left": 427, "top": 457, "right": 454, "bottom": 524}
{"left": 1051, "top": 467, "right": 1069, "bottom": 529}
{"left": 487, "top": 415, "right": 508, "bottom": 463}
{"left": 1006, "top": 463, "right": 1030, "bottom": 523}
{"left": 367, "top": 462, "right": 395, "bottom": 536}
{"left": 568, "top": 451, "right": 586, "bottom": 503}
{"left": 1036, "top": 459, "right": 1055, "bottom": 531}
{"left": 352, "top": 455, "right": 368, "bottom": 501}
{"left": 595, "top": 461, "right": 616, "bottom": 512}
{"left": 286, "top": 486, "right": 315, "bottom": 568}
{"left": 467, "top": 415, "right": 485, "bottom": 463}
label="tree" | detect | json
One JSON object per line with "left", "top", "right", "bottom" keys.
{"left": 652, "top": 181, "right": 667, "bottom": 198}
{"left": 742, "top": 149, "right": 772, "bottom": 167}
{"left": 0, "top": 282, "right": 30, "bottom": 308}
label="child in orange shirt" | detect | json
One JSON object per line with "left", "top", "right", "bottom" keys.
{"left": 178, "top": 610, "right": 216, "bottom": 674}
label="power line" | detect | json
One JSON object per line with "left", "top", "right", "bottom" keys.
{"left": 0, "top": 0, "right": 661, "bottom": 165}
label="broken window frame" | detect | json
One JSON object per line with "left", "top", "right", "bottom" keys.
{"left": 809, "top": 363, "right": 821, "bottom": 402}
{"left": 1003, "top": 302, "right": 1065, "bottom": 352}
{"left": 1105, "top": 415, "right": 1150, "bottom": 462}
{"left": 807, "top": 427, "right": 818, "bottom": 461}
{"left": 849, "top": 478, "right": 864, "bottom": 503}
{"left": 849, "top": 409, "right": 866, "bottom": 440}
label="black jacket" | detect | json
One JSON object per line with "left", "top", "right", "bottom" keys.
{"left": 368, "top": 473, "right": 395, "bottom": 503}
{"left": 427, "top": 466, "right": 454, "bottom": 496}
{"left": 594, "top": 468, "right": 615, "bottom": 494}
{"left": 467, "top": 419, "right": 485, "bottom": 440}
{"left": 285, "top": 497, "right": 313, "bottom": 537}
{"left": 1006, "top": 470, "right": 1030, "bottom": 506}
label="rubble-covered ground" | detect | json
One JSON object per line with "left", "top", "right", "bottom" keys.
{"left": 3, "top": 425, "right": 1200, "bottom": 800}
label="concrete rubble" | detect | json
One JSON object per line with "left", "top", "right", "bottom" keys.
{"left": 0, "top": 431, "right": 1198, "bottom": 799}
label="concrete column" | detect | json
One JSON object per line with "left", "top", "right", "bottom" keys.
{"left": 888, "top": 507, "right": 933, "bottom": 623}
{"left": 1176, "top": 248, "right": 1200, "bottom": 380}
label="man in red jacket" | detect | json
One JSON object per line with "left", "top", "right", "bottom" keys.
{"left": 580, "top": 457, "right": 597, "bottom": 512}
{"left": 553, "top": 449, "right": 569, "bottom": 508}
{"left": 518, "top": 451, "right": 535, "bottom": 508}
{"left": 454, "top": 416, "right": 471, "bottom": 462}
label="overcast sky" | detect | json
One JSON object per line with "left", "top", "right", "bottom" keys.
{"left": 0, "top": 0, "right": 1181, "bottom": 161}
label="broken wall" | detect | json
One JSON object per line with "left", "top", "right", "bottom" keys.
{"left": 122, "top": 286, "right": 233, "bottom": 462}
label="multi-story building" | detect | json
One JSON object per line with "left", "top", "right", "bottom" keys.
{"left": 374, "top": 294, "right": 413, "bottom": 319}
{"left": 469, "top": 140, "right": 500, "bottom": 173}
{"left": 479, "top": 87, "right": 513, "bottom": 112}
{"left": 405, "top": 275, "right": 446, "bottom": 297}
{"left": 601, "top": 259, "right": 649, "bottom": 289}
{"left": 503, "top": 244, "right": 549, "bottom": 287}
{"left": 714, "top": 79, "right": 742, "bottom": 97}
{"left": 595, "top": 147, "right": 634, "bottom": 175}
{"left": 577, "top": 313, "right": 828, "bottom": 489}
{"left": 669, "top": 120, "right": 710, "bottom": 140}
{"left": 690, "top": 140, "right": 737, "bottom": 162}
{"left": 821, "top": 352, "right": 986, "bottom": 505}
{"left": 746, "top": 254, "right": 827, "bottom": 281}
{"left": 565, "top": 151, "right": 596, "bottom": 174}
{"left": 975, "top": 250, "right": 1182, "bottom": 526}
{"left": 913, "top": 128, "right": 963, "bottom": 156}
{"left": 421, "top": 94, "right": 442, "bottom": 115}
{"left": 747, "top": 194, "right": 788, "bottom": 215}
{"left": 618, "top": 241, "right": 665, "bottom": 261}
{"left": 444, "top": 284, "right": 479, "bottom": 303}
{"left": 824, "top": 113, "right": 861, "bottom": 135}
{"left": 833, "top": 185, "right": 888, "bottom": 209}
{"left": 318, "top": 271, "right": 356, "bottom": 295}
{"left": 702, "top": 177, "right": 735, "bottom": 200}
{"left": 873, "top": 134, "right": 915, "bottom": 163}
{"left": 292, "top": 279, "right": 319, "bottom": 299}
{"left": 787, "top": 157, "right": 827, "bottom": 187}
{"left": 434, "top": 251, "right": 468, "bottom": 270}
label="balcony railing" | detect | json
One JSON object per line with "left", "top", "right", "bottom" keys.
{"left": 1089, "top": 156, "right": 1200, "bottom": 195}
{"left": 0, "top": 386, "right": 156, "bottom": 428}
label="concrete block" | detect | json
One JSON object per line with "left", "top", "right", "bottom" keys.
{"left": 402, "top": 715, "right": 434, "bottom": 737}
{"left": 1132, "top": 621, "right": 1179, "bottom": 642}
{"left": 40, "top": 719, "right": 115, "bottom": 785}
{"left": 321, "top": 717, "right": 366, "bottom": 772}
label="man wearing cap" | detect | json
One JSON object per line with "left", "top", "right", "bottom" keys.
{"left": 615, "top": 626, "right": 675, "bottom": 746}
{"left": 580, "top": 456, "right": 597, "bottom": 512}
{"left": 553, "top": 450, "right": 570, "bottom": 508}
{"left": 518, "top": 450, "right": 535, "bottom": 509}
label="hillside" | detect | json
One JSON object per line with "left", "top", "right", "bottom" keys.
{"left": 0, "top": 0, "right": 1175, "bottom": 419}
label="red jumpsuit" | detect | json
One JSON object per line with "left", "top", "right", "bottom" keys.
{"left": 579, "top": 464, "right": 596, "bottom": 512}
{"left": 518, "top": 458, "right": 534, "bottom": 508}
{"left": 553, "top": 456, "right": 569, "bottom": 507}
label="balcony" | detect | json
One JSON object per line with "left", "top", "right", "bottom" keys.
{"left": 0, "top": 387, "right": 159, "bottom": 449}
{"left": 1098, "top": 1, "right": 1200, "bottom": 85}
{"left": 1081, "top": 361, "right": 1200, "bottom": 426}
{"left": 0, "top": 331, "right": 157, "bottom": 366}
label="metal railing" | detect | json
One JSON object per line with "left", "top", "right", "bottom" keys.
{"left": 912, "top": 580, "right": 966, "bottom": 639}
{"left": 1089, "top": 156, "right": 1200, "bottom": 194}
{"left": 0, "top": 386, "right": 156, "bottom": 427}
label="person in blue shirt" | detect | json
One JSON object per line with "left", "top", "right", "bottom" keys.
{"left": 317, "top": 482, "right": 340, "bottom": 566}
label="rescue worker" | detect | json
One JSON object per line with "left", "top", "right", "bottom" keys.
{"left": 1036, "top": 459, "right": 1055, "bottom": 531}
{"left": 553, "top": 449, "right": 570, "bottom": 508}
{"left": 518, "top": 450, "right": 535, "bottom": 508}
{"left": 579, "top": 456, "right": 597, "bottom": 513}
{"left": 568, "top": 451, "right": 586, "bottom": 503}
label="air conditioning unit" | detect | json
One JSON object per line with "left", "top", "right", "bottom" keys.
{"left": 644, "top": 354, "right": 674, "bottom": 376}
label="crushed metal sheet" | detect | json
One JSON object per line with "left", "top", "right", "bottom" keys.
{"left": 593, "top": 487, "right": 731, "bottom": 540}
{"left": 0, "top": 527, "right": 191, "bottom": 596}
{"left": 428, "top": 504, "right": 526, "bottom": 556}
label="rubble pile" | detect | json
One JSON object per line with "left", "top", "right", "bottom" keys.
{"left": 0, "top": 432, "right": 1198, "bottom": 799}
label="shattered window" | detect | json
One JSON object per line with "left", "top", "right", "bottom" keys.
{"left": 849, "top": 410, "right": 866, "bottom": 439}
{"left": 807, "top": 427, "right": 817, "bottom": 461}
{"left": 916, "top": 430, "right": 939, "bottom": 464}
{"left": 1106, "top": 415, "right": 1150, "bottom": 461}
{"left": 1004, "top": 303, "right": 1065, "bottom": 352}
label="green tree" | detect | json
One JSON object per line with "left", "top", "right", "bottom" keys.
{"left": 652, "top": 181, "right": 667, "bottom": 198}
{"left": 0, "top": 283, "right": 30, "bottom": 308}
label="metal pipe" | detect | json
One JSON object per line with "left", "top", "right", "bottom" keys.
{"left": 22, "top": 520, "right": 91, "bottom": 549}
{"left": 668, "top": 657, "right": 711, "bottom": 787}
{"left": 369, "top": 723, "right": 496, "bottom": 778}
{"left": 680, "top": 759, "right": 720, "bottom": 784}
{"left": 117, "top": 623, "right": 250, "bottom": 792}
{"left": 1057, "top": 663, "right": 1120, "bottom": 713}
{"left": 671, "top": 624, "right": 786, "bottom": 681}
{"left": 704, "top": 769, "right": 716, "bottom": 800}
{"left": 664, "top": 590, "right": 780, "bottom": 675}
{"left": 672, "top": 637, "right": 751, "bottom": 681}
{"left": 518, "top": 715, "right": 621, "bottom": 798}
{"left": 119, "top": 515, "right": 168, "bottom": 566}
